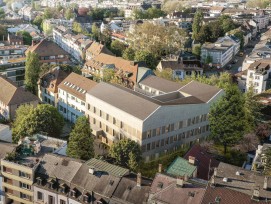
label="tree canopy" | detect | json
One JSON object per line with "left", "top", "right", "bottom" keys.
{"left": 67, "top": 116, "right": 94, "bottom": 160}
{"left": 246, "top": 0, "right": 269, "bottom": 9}
{"left": 16, "top": 31, "right": 32, "bottom": 45}
{"left": 109, "top": 139, "right": 142, "bottom": 171}
{"left": 110, "top": 40, "right": 126, "bottom": 57}
{"left": 25, "top": 51, "right": 41, "bottom": 94}
{"left": 192, "top": 10, "right": 203, "bottom": 40}
{"left": 133, "top": 7, "right": 166, "bottom": 19}
{"left": 209, "top": 85, "right": 248, "bottom": 153}
{"left": 12, "top": 104, "right": 64, "bottom": 143}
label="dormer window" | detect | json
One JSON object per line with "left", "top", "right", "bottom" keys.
{"left": 36, "top": 177, "right": 42, "bottom": 185}
{"left": 48, "top": 179, "right": 55, "bottom": 189}
{"left": 60, "top": 184, "right": 66, "bottom": 193}
{"left": 83, "top": 194, "right": 90, "bottom": 203}
{"left": 70, "top": 189, "right": 77, "bottom": 197}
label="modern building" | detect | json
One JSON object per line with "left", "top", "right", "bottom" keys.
{"left": 0, "top": 76, "right": 39, "bottom": 120}
{"left": 86, "top": 78, "right": 223, "bottom": 161}
{"left": 26, "top": 39, "right": 70, "bottom": 65}
{"left": 38, "top": 67, "right": 68, "bottom": 107}
{"left": 246, "top": 59, "right": 271, "bottom": 94}
{"left": 0, "top": 44, "right": 27, "bottom": 60}
{"left": 0, "top": 57, "right": 26, "bottom": 86}
{"left": 201, "top": 35, "right": 240, "bottom": 68}
{"left": 58, "top": 72, "right": 97, "bottom": 123}
{"left": 1, "top": 134, "right": 67, "bottom": 204}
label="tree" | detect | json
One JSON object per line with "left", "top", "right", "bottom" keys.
{"left": 0, "top": 8, "right": 5, "bottom": 19}
{"left": 234, "top": 133, "right": 259, "bottom": 153}
{"left": 72, "top": 22, "right": 85, "bottom": 34}
{"left": 91, "top": 23, "right": 100, "bottom": 41}
{"left": 0, "top": 25, "right": 7, "bottom": 40}
{"left": 110, "top": 40, "right": 126, "bottom": 57}
{"left": 192, "top": 10, "right": 203, "bottom": 40}
{"left": 246, "top": 0, "right": 269, "bottom": 9}
{"left": 25, "top": 52, "right": 41, "bottom": 94}
{"left": 122, "top": 47, "right": 135, "bottom": 60}
{"left": 209, "top": 85, "right": 248, "bottom": 154}
{"left": 16, "top": 31, "right": 32, "bottom": 45}
{"left": 100, "top": 27, "right": 112, "bottom": 47}
{"left": 192, "top": 45, "right": 201, "bottom": 59}
{"left": 134, "top": 50, "right": 157, "bottom": 69}
{"left": 196, "top": 24, "right": 212, "bottom": 43}
{"left": 65, "top": 8, "right": 75, "bottom": 20}
{"left": 221, "top": 18, "right": 236, "bottom": 34}
{"left": 154, "top": 68, "right": 174, "bottom": 81}
{"left": 101, "top": 68, "right": 115, "bottom": 82}
{"left": 205, "top": 55, "right": 213, "bottom": 64}
{"left": 67, "top": 116, "right": 94, "bottom": 160}
{"left": 33, "top": 15, "right": 43, "bottom": 29}
{"left": 162, "top": 1, "right": 184, "bottom": 14}
{"left": 43, "top": 8, "right": 54, "bottom": 19}
{"left": 229, "top": 29, "right": 245, "bottom": 50}
{"left": 109, "top": 139, "right": 141, "bottom": 170}
{"left": 255, "top": 123, "right": 270, "bottom": 142}
{"left": 209, "top": 21, "right": 224, "bottom": 42}
{"left": 12, "top": 104, "right": 64, "bottom": 143}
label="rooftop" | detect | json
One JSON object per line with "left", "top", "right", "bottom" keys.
{"left": 166, "top": 157, "right": 197, "bottom": 177}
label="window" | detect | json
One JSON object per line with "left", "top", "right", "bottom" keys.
{"left": 165, "top": 125, "right": 170, "bottom": 133}
{"left": 37, "top": 191, "right": 43, "bottom": 201}
{"left": 83, "top": 194, "right": 90, "bottom": 203}
{"left": 20, "top": 193, "right": 30, "bottom": 200}
{"left": 113, "top": 117, "right": 116, "bottom": 124}
{"left": 70, "top": 189, "right": 76, "bottom": 197}
{"left": 20, "top": 182, "right": 30, "bottom": 190}
{"left": 156, "top": 127, "right": 161, "bottom": 135}
{"left": 19, "top": 171, "right": 30, "bottom": 179}
{"left": 147, "top": 130, "right": 151, "bottom": 138}
{"left": 3, "top": 166, "right": 12, "bottom": 174}
{"left": 48, "top": 195, "right": 54, "bottom": 204}
{"left": 179, "top": 121, "right": 183, "bottom": 129}
{"left": 106, "top": 114, "right": 109, "bottom": 120}
{"left": 60, "top": 199, "right": 66, "bottom": 204}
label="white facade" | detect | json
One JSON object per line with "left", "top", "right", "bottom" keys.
{"left": 252, "top": 13, "right": 269, "bottom": 30}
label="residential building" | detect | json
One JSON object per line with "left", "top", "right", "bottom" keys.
{"left": 201, "top": 35, "right": 240, "bottom": 68}
{"left": 252, "top": 10, "right": 269, "bottom": 31}
{"left": 42, "top": 19, "right": 73, "bottom": 36}
{"left": 0, "top": 57, "right": 26, "bottom": 86}
{"left": 58, "top": 73, "right": 97, "bottom": 123}
{"left": 0, "top": 143, "right": 17, "bottom": 204}
{"left": 251, "top": 143, "right": 271, "bottom": 172}
{"left": 38, "top": 67, "right": 69, "bottom": 107}
{"left": 7, "top": 24, "right": 40, "bottom": 35}
{"left": 0, "top": 44, "right": 27, "bottom": 60}
{"left": 85, "top": 41, "right": 113, "bottom": 61}
{"left": 166, "top": 157, "right": 197, "bottom": 178}
{"left": 148, "top": 173, "right": 205, "bottom": 204}
{"left": 1, "top": 134, "right": 67, "bottom": 204}
{"left": 26, "top": 39, "right": 70, "bottom": 65}
{"left": 53, "top": 26, "right": 92, "bottom": 63}
{"left": 201, "top": 162, "right": 271, "bottom": 203}
{"left": 86, "top": 78, "right": 223, "bottom": 161}
{"left": 209, "top": 6, "right": 224, "bottom": 17}
{"left": 246, "top": 59, "right": 271, "bottom": 94}
{"left": 0, "top": 76, "right": 39, "bottom": 120}
{"left": 183, "top": 144, "right": 220, "bottom": 180}
{"left": 83, "top": 53, "right": 150, "bottom": 88}
{"left": 18, "top": 5, "right": 35, "bottom": 21}
{"left": 157, "top": 54, "right": 203, "bottom": 80}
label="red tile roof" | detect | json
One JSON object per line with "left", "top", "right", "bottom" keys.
{"left": 184, "top": 144, "right": 220, "bottom": 180}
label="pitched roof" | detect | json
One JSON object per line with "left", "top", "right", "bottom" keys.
{"left": 39, "top": 67, "right": 69, "bottom": 93}
{"left": 166, "top": 157, "right": 197, "bottom": 177}
{"left": 26, "top": 39, "right": 69, "bottom": 57}
{"left": 0, "top": 142, "right": 17, "bottom": 159}
{"left": 85, "top": 53, "right": 139, "bottom": 83}
{"left": 85, "top": 158, "right": 129, "bottom": 177}
{"left": 149, "top": 173, "right": 205, "bottom": 204}
{"left": 139, "top": 75, "right": 184, "bottom": 93}
{"left": 36, "top": 154, "right": 83, "bottom": 183}
{"left": 184, "top": 144, "right": 220, "bottom": 180}
{"left": 86, "top": 42, "right": 113, "bottom": 58}
{"left": 58, "top": 73, "right": 97, "bottom": 101}
{"left": 0, "top": 76, "right": 39, "bottom": 105}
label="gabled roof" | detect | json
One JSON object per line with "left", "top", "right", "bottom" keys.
{"left": 86, "top": 42, "right": 113, "bottom": 58}
{"left": 0, "top": 76, "right": 39, "bottom": 105}
{"left": 26, "top": 39, "right": 69, "bottom": 57}
{"left": 184, "top": 144, "right": 220, "bottom": 180}
{"left": 166, "top": 157, "right": 197, "bottom": 177}
{"left": 58, "top": 73, "right": 97, "bottom": 101}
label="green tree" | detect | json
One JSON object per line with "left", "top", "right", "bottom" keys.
{"left": 110, "top": 40, "right": 126, "bottom": 57}
{"left": 67, "top": 116, "right": 94, "bottom": 160}
{"left": 33, "top": 15, "right": 43, "bottom": 29}
{"left": 221, "top": 17, "right": 236, "bottom": 33}
{"left": 16, "top": 31, "right": 32, "bottom": 45}
{"left": 43, "top": 8, "right": 54, "bottom": 19}
{"left": 65, "top": 8, "right": 75, "bottom": 20}
{"left": 196, "top": 24, "right": 212, "bottom": 43}
{"left": 25, "top": 52, "right": 41, "bottom": 94}
{"left": 134, "top": 50, "right": 157, "bottom": 69}
{"left": 12, "top": 104, "right": 64, "bottom": 143}
{"left": 146, "top": 7, "right": 166, "bottom": 19}
{"left": 246, "top": 0, "right": 269, "bottom": 9}
{"left": 209, "top": 21, "right": 224, "bottom": 42}
{"left": 0, "top": 25, "right": 7, "bottom": 40}
{"left": 209, "top": 85, "right": 248, "bottom": 154}
{"left": 229, "top": 29, "right": 245, "bottom": 50}
{"left": 205, "top": 55, "right": 213, "bottom": 64}
{"left": 91, "top": 23, "right": 100, "bottom": 41}
{"left": 100, "top": 27, "right": 112, "bottom": 47}
{"left": 192, "top": 10, "right": 203, "bottom": 40}
{"left": 72, "top": 22, "right": 84, "bottom": 34}
{"left": 109, "top": 139, "right": 141, "bottom": 170}
{"left": 0, "top": 8, "right": 5, "bottom": 19}
{"left": 192, "top": 45, "right": 201, "bottom": 59}
{"left": 154, "top": 68, "right": 174, "bottom": 81}
{"left": 122, "top": 47, "right": 135, "bottom": 60}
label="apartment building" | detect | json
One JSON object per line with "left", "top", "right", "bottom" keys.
{"left": 85, "top": 41, "right": 113, "bottom": 61}
{"left": 1, "top": 135, "right": 66, "bottom": 204}
{"left": 58, "top": 73, "right": 97, "bottom": 123}
{"left": 252, "top": 10, "right": 269, "bottom": 30}
{"left": 0, "top": 57, "right": 26, "bottom": 86}
{"left": 43, "top": 19, "right": 73, "bottom": 36}
{"left": 53, "top": 26, "right": 92, "bottom": 63}
{"left": 0, "top": 76, "right": 39, "bottom": 120}
{"left": 246, "top": 59, "right": 271, "bottom": 94}
{"left": 38, "top": 67, "right": 68, "bottom": 107}
{"left": 201, "top": 35, "right": 240, "bottom": 68}
{"left": 0, "top": 44, "right": 27, "bottom": 60}
{"left": 26, "top": 39, "right": 70, "bottom": 65}
{"left": 86, "top": 77, "right": 223, "bottom": 161}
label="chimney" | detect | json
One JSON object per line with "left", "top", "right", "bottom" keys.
{"left": 137, "top": 173, "right": 141, "bottom": 187}
{"left": 158, "top": 164, "right": 162, "bottom": 173}
{"left": 214, "top": 168, "right": 217, "bottom": 177}
{"left": 176, "top": 178, "right": 184, "bottom": 187}
{"left": 264, "top": 177, "right": 268, "bottom": 190}
{"left": 252, "top": 187, "right": 260, "bottom": 201}
{"left": 188, "top": 156, "right": 195, "bottom": 165}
